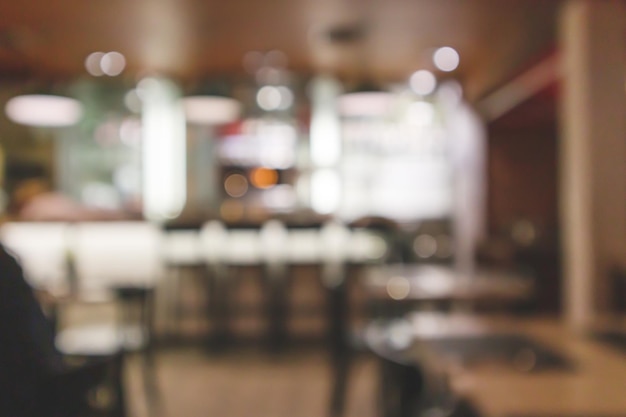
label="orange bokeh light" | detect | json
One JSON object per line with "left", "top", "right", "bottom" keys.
{"left": 250, "top": 167, "right": 279, "bottom": 189}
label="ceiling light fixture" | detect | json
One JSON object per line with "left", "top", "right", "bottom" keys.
{"left": 5, "top": 94, "right": 84, "bottom": 127}
{"left": 338, "top": 82, "right": 394, "bottom": 118}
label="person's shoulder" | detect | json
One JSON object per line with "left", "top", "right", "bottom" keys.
{"left": 0, "top": 243, "right": 18, "bottom": 265}
{"left": 0, "top": 244, "right": 27, "bottom": 289}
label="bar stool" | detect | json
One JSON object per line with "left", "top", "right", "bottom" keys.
{"left": 220, "top": 224, "right": 265, "bottom": 347}
{"left": 283, "top": 222, "right": 324, "bottom": 345}
{"left": 327, "top": 221, "right": 392, "bottom": 417}
{"left": 319, "top": 221, "right": 352, "bottom": 417}
{"left": 161, "top": 225, "right": 206, "bottom": 341}
{"left": 260, "top": 220, "right": 289, "bottom": 352}
{"left": 199, "top": 220, "right": 229, "bottom": 351}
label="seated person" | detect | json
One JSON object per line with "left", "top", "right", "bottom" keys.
{"left": 0, "top": 244, "right": 123, "bottom": 417}
{"left": 9, "top": 178, "right": 134, "bottom": 222}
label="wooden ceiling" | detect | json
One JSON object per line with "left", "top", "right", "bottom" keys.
{"left": 0, "top": 0, "right": 559, "bottom": 100}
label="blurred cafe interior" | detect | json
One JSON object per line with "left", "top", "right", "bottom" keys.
{"left": 1, "top": 1, "right": 625, "bottom": 417}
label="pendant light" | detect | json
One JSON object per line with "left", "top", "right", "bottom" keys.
{"left": 332, "top": 21, "right": 393, "bottom": 119}
{"left": 5, "top": 94, "right": 83, "bottom": 127}
{"left": 180, "top": 80, "right": 241, "bottom": 125}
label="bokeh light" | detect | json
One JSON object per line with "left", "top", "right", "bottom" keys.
{"left": 250, "top": 167, "right": 279, "bottom": 189}
{"left": 256, "top": 85, "right": 293, "bottom": 111}
{"left": 85, "top": 51, "right": 126, "bottom": 77}
{"left": 85, "top": 52, "right": 105, "bottom": 76}
{"left": 101, "top": 52, "right": 126, "bottom": 76}
{"left": 410, "top": 70, "right": 437, "bottom": 96}
{"left": 224, "top": 173, "right": 249, "bottom": 198}
{"left": 387, "top": 276, "right": 411, "bottom": 300}
{"left": 433, "top": 46, "right": 460, "bottom": 72}
{"left": 413, "top": 234, "right": 437, "bottom": 258}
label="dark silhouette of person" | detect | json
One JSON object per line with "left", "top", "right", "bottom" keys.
{"left": 0, "top": 244, "right": 121, "bottom": 417}
{"left": 0, "top": 244, "right": 65, "bottom": 416}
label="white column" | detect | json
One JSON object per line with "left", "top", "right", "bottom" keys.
{"left": 559, "top": 0, "right": 626, "bottom": 328}
{"left": 140, "top": 77, "right": 187, "bottom": 222}
{"left": 309, "top": 75, "right": 342, "bottom": 215}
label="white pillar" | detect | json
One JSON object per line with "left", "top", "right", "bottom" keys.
{"left": 141, "top": 77, "right": 187, "bottom": 222}
{"left": 308, "top": 75, "right": 342, "bottom": 215}
{"left": 559, "top": 0, "right": 626, "bottom": 328}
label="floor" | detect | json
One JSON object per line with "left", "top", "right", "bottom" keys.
{"left": 125, "top": 346, "right": 379, "bottom": 417}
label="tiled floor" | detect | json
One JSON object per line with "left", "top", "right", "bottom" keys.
{"left": 125, "top": 347, "right": 379, "bottom": 417}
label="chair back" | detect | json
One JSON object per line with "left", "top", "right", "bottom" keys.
{"left": 0, "top": 221, "right": 70, "bottom": 292}
{"left": 72, "top": 222, "right": 164, "bottom": 293}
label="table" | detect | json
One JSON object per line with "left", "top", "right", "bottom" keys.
{"left": 366, "top": 313, "right": 626, "bottom": 417}
{"left": 365, "top": 264, "right": 533, "bottom": 304}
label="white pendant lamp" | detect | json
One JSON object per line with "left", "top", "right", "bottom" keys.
{"left": 5, "top": 94, "right": 83, "bottom": 127}
{"left": 180, "top": 95, "right": 242, "bottom": 125}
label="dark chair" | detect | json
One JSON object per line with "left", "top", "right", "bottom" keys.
{"left": 0, "top": 243, "right": 128, "bottom": 417}
{"left": 377, "top": 358, "right": 424, "bottom": 417}
{"left": 43, "top": 352, "right": 127, "bottom": 417}
{"left": 53, "top": 288, "right": 159, "bottom": 416}
{"left": 112, "top": 285, "right": 159, "bottom": 405}
{"left": 327, "top": 220, "right": 393, "bottom": 417}
{"left": 610, "top": 264, "right": 626, "bottom": 313}
{"left": 59, "top": 222, "right": 164, "bottom": 415}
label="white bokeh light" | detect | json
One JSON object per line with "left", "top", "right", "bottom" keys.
{"left": 410, "top": 70, "right": 437, "bottom": 96}
{"left": 101, "top": 52, "right": 126, "bottom": 76}
{"left": 433, "top": 47, "right": 460, "bottom": 72}
{"left": 256, "top": 85, "right": 293, "bottom": 111}
{"left": 85, "top": 52, "right": 105, "bottom": 76}
{"left": 257, "top": 86, "right": 282, "bottom": 111}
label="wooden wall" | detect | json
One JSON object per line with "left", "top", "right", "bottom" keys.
{"left": 484, "top": 87, "right": 561, "bottom": 312}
